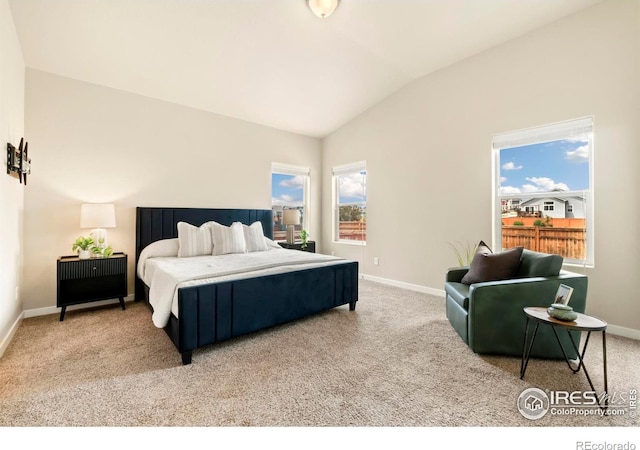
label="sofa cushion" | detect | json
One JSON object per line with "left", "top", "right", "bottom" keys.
{"left": 461, "top": 246, "right": 524, "bottom": 284}
{"left": 445, "top": 282, "right": 470, "bottom": 310}
{"left": 515, "top": 249, "right": 563, "bottom": 278}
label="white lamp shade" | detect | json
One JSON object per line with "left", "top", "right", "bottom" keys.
{"left": 80, "top": 204, "right": 116, "bottom": 228}
{"left": 282, "top": 209, "right": 301, "bottom": 226}
{"left": 307, "top": 0, "right": 340, "bottom": 18}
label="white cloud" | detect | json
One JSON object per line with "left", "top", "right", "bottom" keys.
{"left": 271, "top": 195, "right": 301, "bottom": 207}
{"left": 339, "top": 173, "right": 366, "bottom": 200}
{"left": 500, "top": 186, "right": 521, "bottom": 195}
{"left": 521, "top": 184, "right": 540, "bottom": 193}
{"left": 502, "top": 161, "right": 523, "bottom": 171}
{"left": 523, "top": 177, "right": 570, "bottom": 192}
{"left": 500, "top": 176, "right": 507, "bottom": 183}
{"left": 565, "top": 144, "right": 589, "bottom": 163}
{"left": 279, "top": 175, "right": 305, "bottom": 189}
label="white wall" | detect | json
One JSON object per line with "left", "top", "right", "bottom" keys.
{"left": 0, "top": 0, "right": 25, "bottom": 353}
{"left": 323, "top": 0, "right": 640, "bottom": 333}
{"left": 23, "top": 70, "right": 322, "bottom": 311}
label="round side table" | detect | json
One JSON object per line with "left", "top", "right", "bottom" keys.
{"left": 520, "top": 306, "right": 608, "bottom": 408}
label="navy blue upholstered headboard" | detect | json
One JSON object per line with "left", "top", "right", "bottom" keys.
{"left": 135, "top": 207, "right": 273, "bottom": 300}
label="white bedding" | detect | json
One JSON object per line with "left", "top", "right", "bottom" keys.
{"left": 140, "top": 247, "right": 347, "bottom": 328}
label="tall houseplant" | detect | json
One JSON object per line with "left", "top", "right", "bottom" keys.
{"left": 448, "top": 241, "right": 478, "bottom": 267}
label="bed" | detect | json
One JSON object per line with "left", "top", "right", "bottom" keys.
{"left": 135, "top": 207, "right": 359, "bottom": 364}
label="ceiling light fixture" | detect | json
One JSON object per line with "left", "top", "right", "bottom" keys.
{"left": 306, "top": 0, "right": 340, "bottom": 19}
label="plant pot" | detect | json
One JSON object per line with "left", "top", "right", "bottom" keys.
{"left": 78, "top": 250, "right": 91, "bottom": 260}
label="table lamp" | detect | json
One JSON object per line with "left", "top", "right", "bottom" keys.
{"left": 80, "top": 203, "right": 116, "bottom": 249}
{"left": 282, "top": 209, "right": 300, "bottom": 244}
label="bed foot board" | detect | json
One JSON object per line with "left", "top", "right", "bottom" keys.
{"left": 181, "top": 351, "right": 193, "bottom": 365}
{"left": 349, "top": 301, "right": 357, "bottom": 311}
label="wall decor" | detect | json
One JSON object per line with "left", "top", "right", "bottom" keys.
{"left": 6, "top": 137, "right": 31, "bottom": 185}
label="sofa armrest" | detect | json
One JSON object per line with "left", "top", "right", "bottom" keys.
{"left": 467, "top": 272, "right": 588, "bottom": 357}
{"left": 446, "top": 266, "right": 469, "bottom": 283}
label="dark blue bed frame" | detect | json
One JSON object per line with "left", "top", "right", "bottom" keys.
{"left": 135, "top": 207, "right": 359, "bottom": 364}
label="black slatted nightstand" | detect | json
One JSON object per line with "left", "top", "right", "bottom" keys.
{"left": 56, "top": 252, "right": 128, "bottom": 321}
{"left": 278, "top": 241, "right": 316, "bottom": 253}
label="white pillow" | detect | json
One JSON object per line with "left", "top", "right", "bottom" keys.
{"left": 177, "top": 221, "right": 213, "bottom": 257}
{"left": 264, "top": 237, "right": 283, "bottom": 249}
{"left": 136, "top": 238, "right": 179, "bottom": 280}
{"left": 211, "top": 221, "right": 247, "bottom": 255}
{"left": 243, "top": 221, "right": 269, "bottom": 252}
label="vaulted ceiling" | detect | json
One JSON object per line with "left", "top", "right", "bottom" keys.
{"left": 9, "top": 0, "right": 602, "bottom": 137}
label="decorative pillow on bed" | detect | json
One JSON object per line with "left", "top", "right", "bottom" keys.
{"left": 243, "top": 221, "right": 270, "bottom": 252}
{"left": 264, "top": 237, "right": 283, "bottom": 249}
{"left": 211, "top": 221, "right": 247, "bottom": 255}
{"left": 177, "top": 222, "right": 214, "bottom": 257}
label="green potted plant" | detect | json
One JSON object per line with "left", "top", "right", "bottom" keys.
{"left": 300, "top": 229, "right": 309, "bottom": 250}
{"left": 448, "top": 240, "right": 478, "bottom": 267}
{"left": 72, "top": 236, "right": 95, "bottom": 260}
{"left": 91, "top": 244, "right": 114, "bottom": 258}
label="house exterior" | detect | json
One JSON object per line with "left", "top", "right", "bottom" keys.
{"left": 518, "top": 196, "right": 586, "bottom": 219}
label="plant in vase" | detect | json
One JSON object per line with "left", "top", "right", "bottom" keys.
{"left": 447, "top": 240, "right": 478, "bottom": 267}
{"left": 72, "top": 236, "right": 95, "bottom": 260}
{"left": 91, "top": 244, "right": 114, "bottom": 258}
{"left": 72, "top": 237, "right": 113, "bottom": 259}
{"left": 300, "top": 229, "right": 309, "bottom": 250}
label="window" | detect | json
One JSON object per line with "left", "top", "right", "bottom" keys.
{"left": 333, "top": 161, "right": 366, "bottom": 243}
{"left": 271, "top": 163, "right": 310, "bottom": 242}
{"left": 493, "top": 117, "right": 593, "bottom": 265}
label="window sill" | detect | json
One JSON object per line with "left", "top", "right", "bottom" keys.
{"left": 563, "top": 261, "right": 594, "bottom": 270}
{"left": 333, "top": 240, "right": 366, "bottom": 246}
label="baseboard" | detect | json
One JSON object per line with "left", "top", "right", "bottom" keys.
{"left": 361, "top": 273, "right": 445, "bottom": 297}
{"left": 0, "top": 311, "right": 24, "bottom": 358}
{"left": 605, "top": 324, "right": 640, "bottom": 341}
{"left": 360, "top": 273, "right": 640, "bottom": 340}
{"left": 23, "top": 295, "right": 136, "bottom": 319}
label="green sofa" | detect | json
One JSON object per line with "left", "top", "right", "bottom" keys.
{"left": 445, "top": 249, "right": 588, "bottom": 359}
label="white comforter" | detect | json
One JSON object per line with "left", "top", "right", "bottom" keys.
{"left": 141, "top": 248, "right": 346, "bottom": 328}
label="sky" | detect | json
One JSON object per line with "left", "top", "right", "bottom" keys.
{"left": 499, "top": 138, "right": 590, "bottom": 196}
{"left": 272, "top": 173, "right": 304, "bottom": 206}
{"left": 337, "top": 171, "right": 367, "bottom": 205}
{"left": 271, "top": 172, "right": 367, "bottom": 206}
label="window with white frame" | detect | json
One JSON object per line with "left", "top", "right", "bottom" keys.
{"left": 493, "top": 117, "right": 594, "bottom": 265}
{"left": 333, "top": 161, "right": 367, "bottom": 243}
{"left": 271, "top": 163, "right": 310, "bottom": 242}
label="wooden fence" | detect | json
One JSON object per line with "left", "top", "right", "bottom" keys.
{"left": 272, "top": 222, "right": 366, "bottom": 242}
{"left": 502, "top": 217, "right": 585, "bottom": 228}
{"left": 502, "top": 226, "right": 586, "bottom": 260}
{"left": 339, "top": 221, "right": 366, "bottom": 241}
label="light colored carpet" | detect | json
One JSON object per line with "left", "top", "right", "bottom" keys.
{"left": 0, "top": 280, "right": 638, "bottom": 427}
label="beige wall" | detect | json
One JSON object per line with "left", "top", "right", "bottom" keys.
{"left": 0, "top": 0, "right": 25, "bottom": 352}
{"left": 23, "top": 70, "right": 322, "bottom": 311}
{"left": 323, "top": 0, "right": 640, "bottom": 333}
